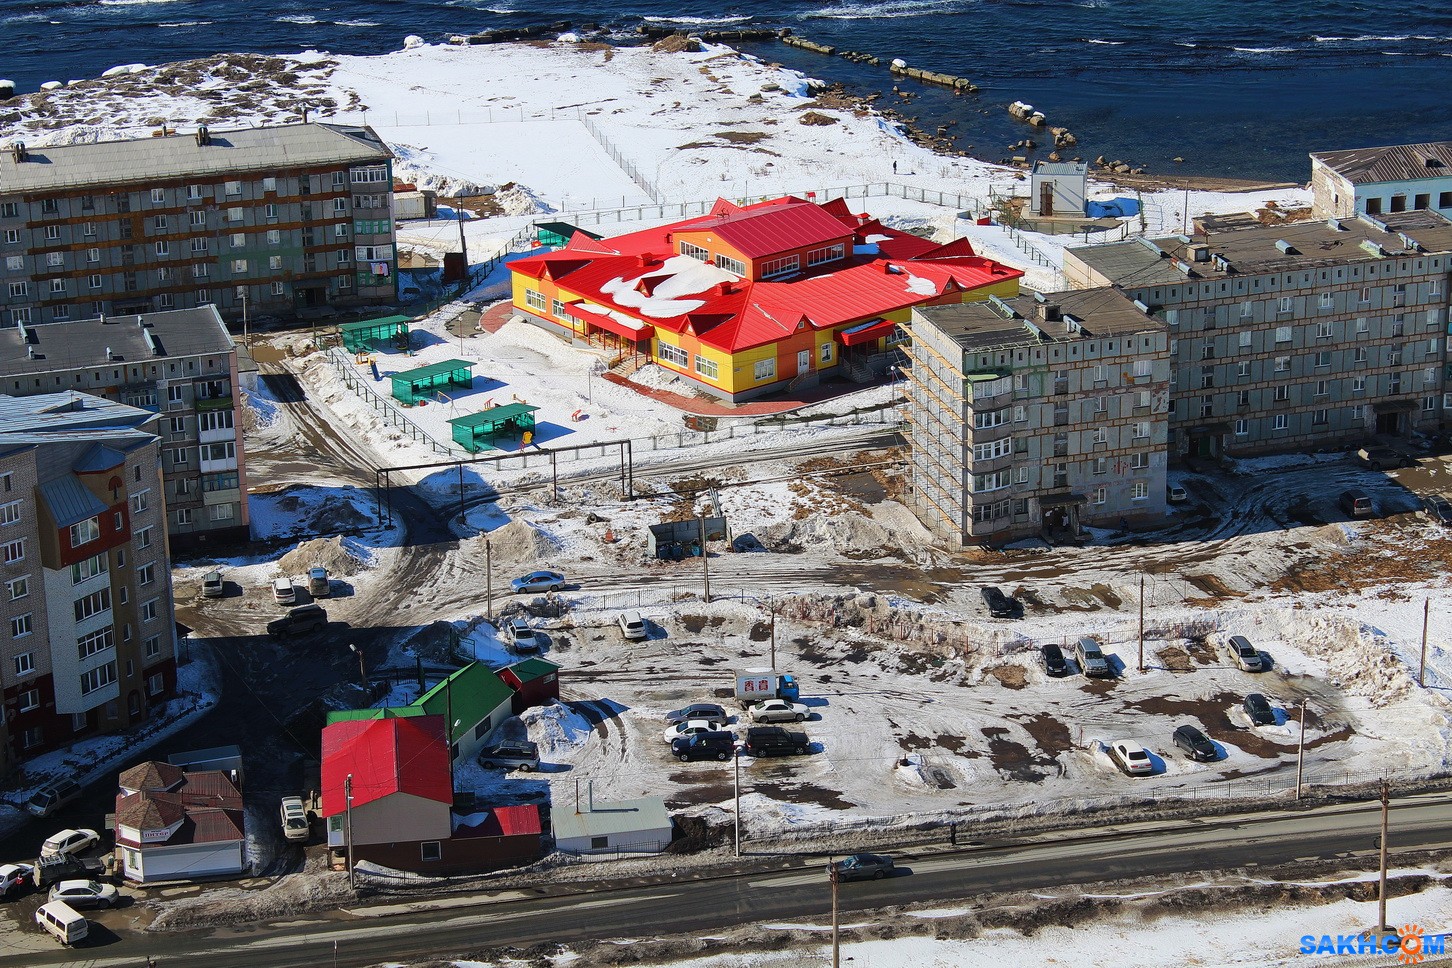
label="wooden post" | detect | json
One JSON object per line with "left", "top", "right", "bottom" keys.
{"left": 1378, "top": 778, "right": 1390, "bottom": 933}
{"left": 700, "top": 510, "right": 711, "bottom": 604}
{"left": 1419, "top": 597, "right": 1430, "bottom": 687}
{"left": 770, "top": 597, "right": 776, "bottom": 669}
{"left": 1137, "top": 572, "right": 1146, "bottom": 673}
{"left": 1296, "top": 700, "right": 1308, "bottom": 800}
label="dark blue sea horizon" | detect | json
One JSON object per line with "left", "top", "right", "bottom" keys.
{"left": 5, "top": 0, "right": 1452, "bottom": 182}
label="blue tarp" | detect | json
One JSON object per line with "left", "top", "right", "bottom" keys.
{"left": 1086, "top": 197, "right": 1141, "bottom": 218}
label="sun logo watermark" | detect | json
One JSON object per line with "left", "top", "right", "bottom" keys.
{"left": 1300, "top": 925, "right": 1446, "bottom": 959}
{"left": 1399, "top": 924, "right": 1428, "bottom": 965}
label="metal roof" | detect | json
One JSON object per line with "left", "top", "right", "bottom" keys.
{"left": 0, "top": 307, "right": 232, "bottom": 378}
{"left": 389, "top": 358, "right": 474, "bottom": 384}
{"left": 37, "top": 474, "right": 108, "bottom": 528}
{"left": 0, "top": 391, "right": 156, "bottom": 436}
{"left": 320, "top": 715, "right": 453, "bottom": 817}
{"left": 676, "top": 199, "right": 852, "bottom": 259}
{"left": 1, "top": 122, "right": 391, "bottom": 194}
{"left": 72, "top": 442, "right": 127, "bottom": 473}
{"left": 1032, "top": 161, "right": 1088, "bottom": 178}
{"left": 1312, "top": 141, "right": 1452, "bottom": 186}
{"left": 448, "top": 403, "right": 538, "bottom": 431}
{"left": 551, "top": 796, "right": 672, "bottom": 841}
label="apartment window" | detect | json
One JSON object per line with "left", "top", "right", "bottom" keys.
{"left": 1133, "top": 421, "right": 1149, "bottom": 439}
{"left": 78, "top": 628, "right": 113, "bottom": 660}
{"left": 223, "top": 180, "right": 242, "bottom": 196}
{"left": 1312, "top": 408, "right": 1329, "bottom": 425}
{"left": 1273, "top": 414, "right": 1288, "bottom": 431}
{"left": 154, "top": 214, "right": 170, "bottom": 231}
{"left": 973, "top": 408, "right": 1007, "bottom": 430}
{"left": 713, "top": 254, "right": 746, "bottom": 276}
{"left": 1314, "top": 351, "right": 1331, "bottom": 368}
{"left": 1092, "top": 486, "right": 1107, "bottom": 506}
{"left": 69, "top": 518, "right": 102, "bottom": 552}
{"left": 193, "top": 263, "right": 209, "bottom": 279}
{"left": 228, "top": 207, "right": 245, "bottom": 224}
{"left": 49, "top": 279, "right": 66, "bottom": 296}
{"left": 1424, "top": 396, "right": 1438, "bottom": 413}
{"left": 138, "top": 562, "right": 156, "bottom": 586}
{"left": 145, "top": 634, "right": 161, "bottom": 659}
{"left": 203, "top": 441, "right": 236, "bottom": 462}
{"left": 18, "top": 688, "right": 38, "bottom": 712}
{"left": 971, "top": 470, "right": 1012, "bottom": 492}
{"left": 80, "top": 662, "right": 117, "bottom": 696}
{"left": 1234, "top": 418, "right": 1249, "bottom": 436}
{"left": 175, "top": 508, "right": 192, "bottom": 526}
{"left": 264, "top": 203, "right": 278, "bottom": 221}
{"left": 1236, "top": 361, "right": 1250, "bottom": 378}
{"left": 1094, "top": 457, "right": 1108, "bottom": 475}
{"left": 233, "top": 259, "right": 248, "bottom": 273}
{"left": 1315, "top": 379, "right": 1328, "bottom": 396}
{"left": 1131, "top": 481, "right": 1148, "bottom": 501}
{"left": 1091, "top": 427, "right": 1107, "bottom": 445}
{"left": 338, "top": 248, "right": 351, "bottom": 265}
{"left": 523, "top": 288, "right": 546, "bottom": 312}
{"left": 155, "top": 240, "right": 172, "bottom": 257}
{"left": 1239, "top": 300, "right": 1253, "bottom": 319}
{"left": 753, "top": 358, "right": 776, "bottom": 381}
{"left": 141, "top": 599, "right": 158, "bottom": 622}
{"left": 1316, "top": 321, "right": 1333, "bottom": 338}
{"left": 1392, "top": 316, "right": 1406, "bottom": 337}
{"left": 74, "top": 588, "right": 111, "bottom": 622}
{"left": 187, "top": 184, "right": 203, "bottom": 201}
{"left": 333, "top": 197, "right": 348, "bottom": 214}
{"left": 1237, "top": 331, "right": 1252, "bottom": 350}
{"left": 7, "top": 281, "right": 26, "bottom": 298}
{"left": 1275, "top": 325, "right": 1292, "bottom": 342}
{"left": 6, "top": 576, "right": 26, "bottom": 600}
{"left": 10, "top": 613, "right": 31, "bottom": 638}
{"left": 14, "top": 651, "right": 34, "bottom": 677}
{"left": 420, "top": 841, "right": 442, "bottom": 863}
{"left": 1274, "top": 355, "right": 1290, "bottom": 372}
{"left": 0, "top": 202, "right": 15, "bottom": 218}
{"left": 1318, "top": 292, "right": 1333, "bottom": 310}
{"left": 147, "top": 672, "right": 164, "bottom": 696}
{"left": 131, "top": 489, "right": 150, "bottom": 513}
{"left": 658, "top": 342, "right": 688, "bottom": 367}
{"left": 760, "top": 255, "right": 800, "bottom": 278}
{"left": 86, "top": 273, "right": 102, "bottom": 290}
{"left": 694, "top": 355, "right": 720, "bottom": 381}
{"left": 2, "top": 538, "right": 23, "bottom": 563}
{"left": 973, "top": 437, "right": 1014, "bottom": 462}
{"left": 1274, "top": 385, "right": 1289, "bottom": 402}
{"left": 336, "top": 274, "right": 352, "bottom": 290}
{"left": 269, "top": 256, "right": 283, "bottom": 270}
{"left": 335, "top": 223, "right": 349, "bottom": 240}
{"left": 1130, "top": 451, "right": 1150, "bottom": 470}
{"left": 1133, "top": 359, "right": 1151, "bottom": 378}
{"left": 1277, "top": 297, "right": 1292, "bottom": 314}
{"left": 149, "top": 188, "right": 165, "bottom": 203}
{"left": 263, "top": 176, "right": 277, "bottom": 192}
{"left": 83, "top": 221, "right": 96, "bottom": 237}
{"left": 3, "top": 229, "right": 18, "bottom": 244}
{"left": 807, "top": 244, "right": 845, "bottom": 267}
{"left": 1352, "top": 377, "right": 1366, "bottom": 392}
{"left": 1354, "top": 347, "right": 1368, "bottom": 364}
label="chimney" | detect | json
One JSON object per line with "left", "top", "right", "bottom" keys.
{"left": 11, "top": 141, "right": 25, "bottom": 163}
{"left": 301, "top": 107, "right": 309, "bottom": 124}
{"left": 717, "top": 281, "right": 733, "bottom": 296}
{"left": 637, "top": 252, "right": 658, "bottom": 267}
{"left": 105, "top": 346, "right": 111, "bottom": 360}
{"left": 1038, "top": 301, "right": 1061, "bottom": 322}
{"left": 195, "top": 125, "right": 210, "bottom": 147}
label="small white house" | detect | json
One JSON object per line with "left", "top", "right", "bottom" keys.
{"left": 113, "top": 761, "right": 245, "bottom": 884}
{"left": 552, "top": 795, "right": 673, "bottom": 855}
{"left": 1310, "top": 141, "right": 1452, "bottom": 220}
{"left": 1030, "top": 161, "right": 1088, "bottom": 217}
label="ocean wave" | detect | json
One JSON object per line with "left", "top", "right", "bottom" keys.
{"left": 336, "top": 20, "right": 381, "bottom": 28}
{"left": 1084, "top": 38, "right": 1124, "bottom": 45}
{"left": 1231, "top": 46, "right": 1296, "bottom": 53}
{"left": 277, "top": 14, "right": 319, "bottom": 25}
{"left": 1313, "top": 34, "right": 1411, "bottom": 42}
{"left": 806, "top": 0, "right": 979, "bottom": 22}
{"left": 97, "top": 0, "right": 186, "bottom": 6}
{"left": 643, "top": 15, "right": 751, "bottom": 26}
{"left": 158, "top": 21, "right": 213, "bottom": 28}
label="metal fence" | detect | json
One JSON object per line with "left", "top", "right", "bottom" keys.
{"left": 580, "top": 115, "right": 660, "bottom": 203}
{"left": 324, "top": 347, "right": 456, "bottom": 456}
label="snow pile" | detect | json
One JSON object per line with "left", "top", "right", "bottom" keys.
{"left": 490, "top": 183, "right": 550, "bottom": 217}
{"left": 240, "top": 386, "right": 280, "bottom": 430}
{"left": 467, "top": 518, "right": 561, "bottom": 566}
{"left": 761, "top": 511, "right": 897, "bottom": 558}
{"left": 1282, "top": 614, "right": 1415, "bottom": 706}
{"left": 277, "top": 535, "right": 373, "bottom": 578}
{"left": 521, "top": 700, "right": 594, "bottom": 758}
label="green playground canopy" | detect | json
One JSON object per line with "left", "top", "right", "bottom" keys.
{"left": 339, "top": 315, "right": 411, "bottom": 352}
{"left": 448, "top": 403, "right": 539, "bottom": 453}
{"left": 389, "top": 358, "right": 474, "bottom": 405}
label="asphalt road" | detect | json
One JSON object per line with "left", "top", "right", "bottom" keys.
{"left": 24, "top": 794, "right": 1452, "bottom": 968}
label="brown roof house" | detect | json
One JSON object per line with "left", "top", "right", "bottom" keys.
{"left": 114, "top": 760, "right": 245, "bottom": 884}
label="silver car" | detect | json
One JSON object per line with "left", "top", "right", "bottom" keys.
{"left": 1227, "top": 635, "right": 1263, "bottom": 672}
{"left": 477, "top": 740, "right": 540, "bottom": 772}
{"left": 832, "top": 853, "right": 895, "bottom": 882}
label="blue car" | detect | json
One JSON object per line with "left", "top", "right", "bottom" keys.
{"left": 511, "top": 570, "right": 566, "bottom": 594}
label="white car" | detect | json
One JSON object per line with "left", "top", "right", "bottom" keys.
{"left": 748, "top": 698, "right": 809, "bottom": 723}
{"left": 1110, "top": 741, "right": 1154, "bottom": 776}
{"left": 0, "top": 863, "right": 33, "bottom": 898}
{"left": 1167, "top": 483, "right": 1189, "bottom": 503}
{"left": 506, "top": 618, "right": 540, "bottom": 653}
{"left": 618, "top": 610, "right": 647, "bottom": 641}
{"left": 279, "top": 796, "right": 310, "bottom": 843}
{"left": 40, "top": 829, "right": 100, "bottom": 858}
{"left": 48, "top": 879, "right": 119, "bottom": 910}
{"left": 661, "top": 719, "right": 721, "bottom": 745}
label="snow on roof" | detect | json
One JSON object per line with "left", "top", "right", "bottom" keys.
{"left": 599, "top": 255, "right": 737, "bottom": 320}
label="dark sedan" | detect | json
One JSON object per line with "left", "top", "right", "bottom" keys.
{"left": 981, "top": 586, "right": 1016, "bottom": 618}
{"left": 1040, "top": 642, "right": 1069, "bottom": 677}
{"left": 1422, "top": 496, "right": 1452, "bottom": 528}
{"left": 832, "top": 853, "right": 895, "bottom": 881}
{"left": 1172, "top": 724, "right": 1218, "bottom": 761}
{"left": 1244, "top": 693, "right": 1277, "bottom": 726}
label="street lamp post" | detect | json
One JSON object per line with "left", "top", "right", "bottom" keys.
{"left": 235, "top": 286, "right": 249, "bottom": 348}
{"left": 348, "top": 643, "right": 366, "bottom": 690}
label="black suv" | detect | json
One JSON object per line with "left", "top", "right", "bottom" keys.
{"left": 1243, "top": 693, "right": 1276, "bottom": 726}
{"left": 981, "top": 585, "right": 1016, "bottom": 618}
{"left": 671, "top": 731, "right": 736, "bottom": 762}
{"left": 267, "top": 604, "right": 328, "bottom": 637}
{"left": 1040, "top": 643, "right": 1069, "bottom": 677}
{"left": 742, "top": 726, "right": 810, "bottom": 757}
{"left": 1172, "top": 724, "right": 1218, "bottom": 761}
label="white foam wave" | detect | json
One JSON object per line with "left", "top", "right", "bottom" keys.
{"left": 806, "top": 0, "right": 977, "bottom": 22}
{"left": 158, "top": 21, "right": 212, "bottom": 28}
{"left": 97, "top": 0, "right": 186, "bottom": 5}
{"left": 1231, "top": 46, "right": 1295, "bottom": 54}
{"left": 336, "top": 19, "right": 381, "bottom": 28}
{"left": 643, "top": 15, "right": 751, "bottom": 26}
{"left": 1084, "top": 38, "right": 1124, "bottom": 45}
{"left": 1314, "top": 34, "right": 1411, "bottom": 42}
{"left": 277, "top": 14, "right": 319, "bottom": 25}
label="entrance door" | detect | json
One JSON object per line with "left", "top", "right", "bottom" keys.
{"left": 797, "top": 349, "right": 811, "bottom": 375}
{"left": 1040, "top": 182, "right": 1054, "bottom": 217}
{"left": 1376, "top": 411, "right": 1401, "bottom": 435}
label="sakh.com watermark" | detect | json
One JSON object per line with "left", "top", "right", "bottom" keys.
{"left": 1300, "top": 925, "right": 1445, "bottom": 962}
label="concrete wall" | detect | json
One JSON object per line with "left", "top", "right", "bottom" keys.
{"left": 350, "top": 792, "right": 452, "bottom": 847}
{"left": 119, "top": 839, "right": 244, "bottom": 883}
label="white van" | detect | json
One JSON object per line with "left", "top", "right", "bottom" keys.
{"left": 35, "top": 900, "right": 88, "bottom": 945}
{"left": 271, "top": 577, "right": 296, "bottom": 605}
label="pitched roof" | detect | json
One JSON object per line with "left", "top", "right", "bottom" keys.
{"left": 320, "top": 714, "right": 452, "bottom": 817}
{"left": 113, "top": 768, "right": 244, "bottom": 848}
{"left": 675, "top": 199, "right": 852, "bottom": 259}
{"left": 119, "top": 760, "right": 184, "bottom": 793}
{"left": 552, "top": 796, "right": 672, "bottom": 841}
{"left": 452, "top": 804, "right": 542, "bottom": 838}
{"left": 116, "top": 792, "right": 185, "bottom": 830}
{"left": 1312, "top": 141, "right": 1452, "bottom": 185}
{"left": 414, "top": 662, "right": 517, "bottom": 745}
{"left": 501, "top": 657, "right": 561, "bottom": 685}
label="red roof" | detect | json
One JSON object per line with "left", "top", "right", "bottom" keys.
{"left": 675, "top": 199, "right": 851, "bottom": 259}
{"left": 320, "top": 715, "right": 452, "bottom": 817}
{"left": 113, "top": 768, "right": 244, "bottom": 848}
{"left": 454, "top": 804, "right": 542, "bottom": 839}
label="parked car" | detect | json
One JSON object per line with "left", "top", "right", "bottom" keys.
{"left": 747, "top": 698, "right": 809, "bottom": 724}
{"left": 506, "top": 618, "right": 541, "bottom": 653}
{"left": 663, "top": 703, "right": 728, "bottom": 728}
{"left": 1339, "top": 489, "right": 1374, "bottom": 518}
{"left": 279, "top": 797, "right": 310, "bottom": 843}
{"left": 1172, "top": 724, "right": 1218, "bottom": 762}
{"left": 1421, "top": 495, "right": 1452, "bottom": 527}
{"left": 477, "top": 740, "right": 540, "bottom": 771}
{"left": 201, "top": 570, "right": 225, "bottom": 598}
{"left": 1226, "top": 634, "right": 1263, "bottom": 672}
{"left": 47, "top": 880, "right": 118, "bottom": 910}
{"left": 40, "top": 829, "right": 99, "bottom": 859}
{"left": 0, "top": 863, "right": 33, "bottom": 898}
{"left": 662, "top": 719, "right": 722, "bottom": 745}
{"left": 1040, "top": 642, "right": 1069, "bottom": 677}
{"left": 1244, "top": 693, "right": 1277, "bottom": 726}
{"left": 1357, "top": 446, "right": 1412, "bottom": 471}
{"left": 980, "top": 585, "right": 1016, "bottom": 618}
{"left": 266, "top": 603, "right": 328, "bottom": 637}
{"left": 1075, "top": 637, "right": 1109, "bottom": 677}
{"left": 1167, "top": 483, "right": 1189, "bottom": 503}
{"left": 832, "top": 853, "right": 896, "bottom": 881}
{"left": 35, "top": 899, "right": 88, "bottom": 946}
{"left": 671, "top": 731, "right": 736, "bottom": 762}
{"left": 307, "top": 566, "right": 330, "bottom": 598}
{"left": 618, "top": 610, "right": 647, "bottom": 641}
{"left": 26, "top": 780, "right": 81, "bottom": 818}
{"left": 511, "top": 570, "right": 566, "bottom": 594}
{"left": 742, "top": 725, "right": 810, "bottom": 757}
{"left": 1109, "top": 741, "right": 1153, "bottom": 776}
{"left": 271, "top": 576, "right": 296, "bottom": 605}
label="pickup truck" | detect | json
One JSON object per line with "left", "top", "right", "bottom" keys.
{"left": 742, "top": 725, "right": 810, "bottom": 757}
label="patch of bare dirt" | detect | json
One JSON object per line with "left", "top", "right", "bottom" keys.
{"left": 985, "top": 664, "right": 1027, "bottom": 690}
{"left": 799, "top": 111, "right": 838, "bottom": 126}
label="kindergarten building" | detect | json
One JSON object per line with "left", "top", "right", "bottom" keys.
{"left": 508, "top": 196, "right": 1023, "bottom": 402}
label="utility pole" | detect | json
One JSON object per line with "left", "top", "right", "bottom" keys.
{"left": 699, "top": 510, "right": 710, "bottom": 604}
{"left": 456, "top": 194, "right": 470, "bottom": 289}
{"left": 348, "top": 643, "right": 366, "bottom": 690}
{"left": 1377, "top": 778, "right": 1390, "bottom": 934}
{"left": 829, "top": 861, "right": 841, "bottom": 968}
{"left": 1296, "top": 699, "right": 1308, "bottom": 800}
{"left": 344, "top": 773, "right": 356, "bottom": 890}
{"left": 1137, "top": 572, "right": 1145, "bottom": 673}
{"left": 769, "top": 596, "right": 776, "bottom": 669}
{"left": 237, "top": 286, "right": 250, "bottom": 348}
{"left": 485, "top": 538, "right": 493, "bottom": 621}
{"left": 733, "top": 750, "right": 741, "bottom": 857}
{"left": 1419, "top": 597, "right": 1430, "bottom": 687}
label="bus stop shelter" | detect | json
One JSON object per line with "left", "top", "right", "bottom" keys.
{"left": 340, "top": 315, "right": 412, "bottom": 352}
{"left": 389, "top": 359, "right": 474, "bottom": 405}
{"left": 448, "top": 403, "right": 539, "bottom": 453}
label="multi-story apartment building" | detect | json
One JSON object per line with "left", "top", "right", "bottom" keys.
{"left": 0, "top": 122, "right": 396, "bottom": 325}
{"left": 1310, "top": 141, "right": 1452, "bottom": 221}
{"left": 0, "top": 392, "right": 176, "bottom": 776}
{"left": 1063, "top": 211, "right": 1452, "bottom": 459}
{"left": 0, "top": 307, "right": 248, "bottom": 550}
{"left": 904, "top": 289, "right": 1169, "bottom": 546}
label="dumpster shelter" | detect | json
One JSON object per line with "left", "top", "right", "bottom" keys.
{"left": 339, "top": 315, "right": 412, "bottom": 352}
{"left": 448, "top": 403, "right": 539, "bottom": 453}
{"left": 390, "top": 359, "right": 474, "bottom": 405}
